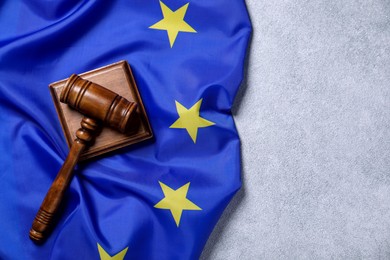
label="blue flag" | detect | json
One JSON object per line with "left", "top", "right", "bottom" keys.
{"left": 0, "top": 0, "right": 251, "bottom": 259}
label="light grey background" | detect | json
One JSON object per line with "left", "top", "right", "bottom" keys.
{"left": 201, "top": 0, "right": 390, "bottom": 259}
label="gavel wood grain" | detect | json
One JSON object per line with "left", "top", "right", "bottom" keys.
{"left": 29, "top": 75, "right": 138, "bottom": 242}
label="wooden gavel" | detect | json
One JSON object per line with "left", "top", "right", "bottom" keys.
{"left": 29, "top": 75, "right": 138, "bottom": 242}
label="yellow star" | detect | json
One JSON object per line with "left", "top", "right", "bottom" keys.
{"left": 170, "top": 99, "right": 215, "bottom": 143}
{"left": 154, "top": 182, "right": 201, "bottom": 227}
{"left": 149, "top": 1, "right": 196, "bottom": 47}
{"left": 97, "top": 243, "right": 128, "bottom": 260}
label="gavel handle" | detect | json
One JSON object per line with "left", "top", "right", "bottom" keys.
{"left": 29, "top": 117, "right": 101, "bottom": 242}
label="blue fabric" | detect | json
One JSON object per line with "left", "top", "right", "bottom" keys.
{"left": 0, "top": 1, "right": 251, "bottom": 259}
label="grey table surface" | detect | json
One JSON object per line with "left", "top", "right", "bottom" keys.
{"left": 201, "top": 0, "right": 390, "bottom": 259}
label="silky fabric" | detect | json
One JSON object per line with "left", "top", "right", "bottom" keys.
{"left": 0, "top": 1, "right": 251, "bottom": 259}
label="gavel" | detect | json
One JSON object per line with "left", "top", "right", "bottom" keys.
{"left": 29, "top": 74, "right": 138, "bottom": 242}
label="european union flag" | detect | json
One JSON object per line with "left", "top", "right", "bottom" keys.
{"left": 0, "top": 0, "right": 251, "bottom": 259}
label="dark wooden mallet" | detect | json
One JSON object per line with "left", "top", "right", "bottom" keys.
{"left": 29, "top": 74, "right": 138, "bottom": 242}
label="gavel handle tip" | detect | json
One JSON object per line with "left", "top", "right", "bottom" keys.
{"left": 29, "top": 229, "right": 44, "bottom": 243}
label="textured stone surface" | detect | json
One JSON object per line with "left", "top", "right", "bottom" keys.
{"left": 201, "top": 0, "right": 390, "bottom": 259}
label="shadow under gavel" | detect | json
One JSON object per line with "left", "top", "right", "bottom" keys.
{"left": 29, "top": 74, "right": 138, "bottom": 242}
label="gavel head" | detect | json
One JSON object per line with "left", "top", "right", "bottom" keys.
{"left": 60, "top": 74, "right": 138, "bottom": 133}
